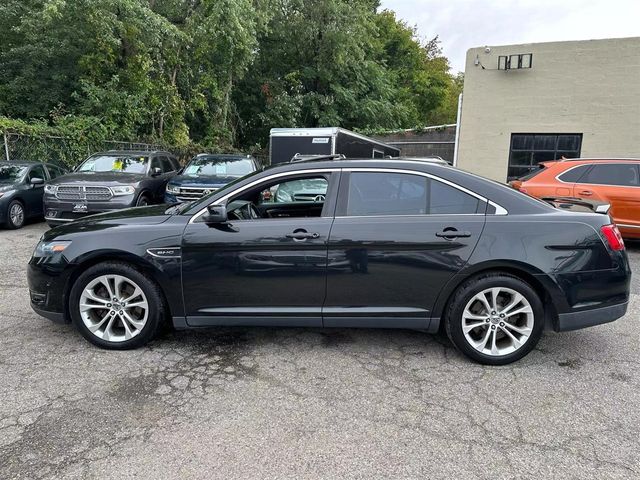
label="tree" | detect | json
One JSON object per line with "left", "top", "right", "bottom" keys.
{"left": 0, "top": 1, "right": 462, "bottom": 151}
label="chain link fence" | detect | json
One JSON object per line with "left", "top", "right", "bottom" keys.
{"left": 0, "top": 132, "right": 166, "bottom": 168}
{"left": 0, "top": 131, "right": 269, "bottom": 168}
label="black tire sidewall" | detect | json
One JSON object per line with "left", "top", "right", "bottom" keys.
{"left": 7, "top": 200, "right": 25, "bottom": 229}
{"left": 446, "top": 275, "right": 544, "bottom": 365}
{"left": 69, "top": 262, "right": 163, "bottom": 349}
{"left": 136, "top": 194, "right": 150, "bottom": 206}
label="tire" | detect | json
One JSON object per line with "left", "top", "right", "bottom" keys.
{"left": 136, "top": 194, "right": 151, "bottom": 206}
{"left": 444, "top": 273, "right": 544, "bottom": 365}
{"left": 6, "top": 200, "right": 26, "bottom": 229}
{"left": 69, "top": 261, "right": 165, "bottom": 349}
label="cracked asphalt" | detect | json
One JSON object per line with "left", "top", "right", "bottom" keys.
{"left": 1, "top": 222, "right": 639, "bottom": 479}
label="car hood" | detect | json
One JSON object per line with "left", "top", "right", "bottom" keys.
{"left": 43, "top": 205, "right": 173, "bottom": 239}
{"left": 0, "top": 181, "right": 18, "bottom": 192}
{"left": 49, "top": 172, "right": 147, "bottom": 186}
{"left": 169, "top": 174, "right": 239, "bottom": 188}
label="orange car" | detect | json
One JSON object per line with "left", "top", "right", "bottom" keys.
{"left": 510, "top": 159, "right": 640, "bottom": 239}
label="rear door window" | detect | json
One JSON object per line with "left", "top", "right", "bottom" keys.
{"left": 580, "top": 164, "right": 639, "bottom": 186}
{"left": 345, "top": 172, "right": 480, "bottom": 216}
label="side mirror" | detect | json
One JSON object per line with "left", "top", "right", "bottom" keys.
{"left": 151, "top": 167, "right": 162, "bottom": 177}
{"left": 30, "top": 177, "right": 44, "bottom": 186}
{"left": 203, "top": 204, "right": 227, "bottom": 224}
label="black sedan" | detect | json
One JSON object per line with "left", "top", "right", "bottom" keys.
{"left": 28, "top": 158, "right": 631, "bottom": 364}
{"left": 1, "top": 161, "right": 67, "bottom": 229}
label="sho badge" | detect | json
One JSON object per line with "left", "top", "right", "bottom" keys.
{"left": 146, "top": 247, "right": 182, "bottom": 258}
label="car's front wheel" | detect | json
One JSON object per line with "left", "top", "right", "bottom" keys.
{"left": 69, "top": 262, "right": 165, "bottom": 349}
{"left": 445, "top": 273, "right": 544, "bottom": 365}
{"left": 7, "top": 200, "right": 26, "bottom": 229}
{"left": 136, "top": 193, "right": 151, "bottom": 206}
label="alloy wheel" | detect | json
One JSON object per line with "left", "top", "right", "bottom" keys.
{"left": 9, "top": 203, "right": 24, "bottom": 227}
{"left": 79, "top": 274, "right": 149, "bottom": 342}
{"left": 461, "top": 287, "right": 534, "bottom": 356}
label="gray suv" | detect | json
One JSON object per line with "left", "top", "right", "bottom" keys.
{"left": 44, "top": 150, "right": 179, "bottom": 226}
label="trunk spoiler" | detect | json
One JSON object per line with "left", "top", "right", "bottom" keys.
{"left": 542, "top": 197, "right": 611, "bottom": 215}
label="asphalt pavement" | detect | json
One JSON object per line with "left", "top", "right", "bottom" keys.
{"left": 0, "top": 222, "right": 638, "bottom": 479}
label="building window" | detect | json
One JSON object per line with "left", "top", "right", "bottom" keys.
{"left": 508, "top": 133, "right": 582, "bottom": 180}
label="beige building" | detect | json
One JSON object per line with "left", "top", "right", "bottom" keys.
{"left": 456, "top": 37, "right": 640, "bottom": 181}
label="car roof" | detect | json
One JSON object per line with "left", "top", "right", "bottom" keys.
{"left": 0, "top": 161, "right": 42, "bottom": 167}
{"left": 265, "top": 157, "right": 453, "bottom": 172}
{"left": 558, "top": 158, "right": 640, "bottom": 164}
{"left": 101, "top": 150, "right": 174, "bottom": 156}
{"left": 193, "top": 153, "right": 254, "bottom": 159}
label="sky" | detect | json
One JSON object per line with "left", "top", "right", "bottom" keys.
{"left": 380, "top": 0, "right": 640, "bottom": 73}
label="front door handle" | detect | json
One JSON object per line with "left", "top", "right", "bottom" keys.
{"left": 435, "top": 229, "right": 472, "bottom": 239}
{"left": 579, "top": 190, "right": 593, "bottom": 196}
{"left": 286, "top": 231, "right": 320, "bottom": 240}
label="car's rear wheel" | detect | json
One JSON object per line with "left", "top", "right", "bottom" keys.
{"left": 445, "top": 273, "right": 544, "bottom": 365}
{"left": 7, "top": 200, "right": 25, "bottom": 229}
{"left": 69, "top": 262, "right": 164, "bottom": 349}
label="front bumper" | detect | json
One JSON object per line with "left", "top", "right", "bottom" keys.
{"left": 557, "top": 301, "right": 628, "bottom": 331}
{"left": 31, "top": 302, "right": 66, "bottom": 324}
{"left": 44, "top": 195, "right": 137, "bottom": 224}
{"left": 28, "top": 259, "right": 71, "bottom": 324}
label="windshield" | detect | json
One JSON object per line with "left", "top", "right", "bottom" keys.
{"left": 77, "top": 155, "right": 149, "bottom": 174}
{"left": 0, "top": 165, "right": 28, "bottom": 182}
{"left": 183, "top": 157, "right": 254, "bottom": 177}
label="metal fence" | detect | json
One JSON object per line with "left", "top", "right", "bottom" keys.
{"left": 0, "top": 131, "right": 269, "bottom": 168}
{"left": 0, "top": 132, "right": 165, "bottom": 167}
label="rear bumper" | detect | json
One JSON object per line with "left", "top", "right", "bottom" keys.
{"left": 556, "top": 301, "right": 628, "bottom": 332}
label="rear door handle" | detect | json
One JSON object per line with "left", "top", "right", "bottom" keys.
{"left": 435, "top": 230, "right": 472, "bottom": 239}
{"left": 579, "top": 190, "right": 593, "bottom": 196}
{"left": 286, "top": 231, "right": 320, "bottom": 240}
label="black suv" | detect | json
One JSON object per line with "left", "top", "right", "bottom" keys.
{"left": 44, "top": 150, "right": 179, "bottom": 226}
{"left": 1, "top": 161, "right": 68, "bottom": 229}
{"left": 28, "top": 158, "right": 630, "bottom": 364}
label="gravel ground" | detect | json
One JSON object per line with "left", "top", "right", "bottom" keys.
{"left": 0, "top": 221, "right": 638, "bottom": 479}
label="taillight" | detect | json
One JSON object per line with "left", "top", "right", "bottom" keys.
{"left": 601, "top": 224, "right": 625, "bottom": 251}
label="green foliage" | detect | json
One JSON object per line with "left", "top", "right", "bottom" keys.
{"left": 0, "top": 1, "right": 462, "bottom": 152}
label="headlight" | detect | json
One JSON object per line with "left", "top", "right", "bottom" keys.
{"left": 44, "top": 185, "right": 58, "bottom": 194}
{"left": 166, "top": 184, "right": 180, "bottom": 194}
{"left": 110, "top": 185, "right": 135, "bottom": 196}
{"left": 33, "top": 240, "right": 72, "bottom": 257}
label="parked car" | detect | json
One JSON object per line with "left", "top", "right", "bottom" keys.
{"left": 44, "top": 150, "right": 179, "bottom": 226}
{"left": 510, "top": 158, "right": 640, "bottom": 238}
{"left": 28, "top": 158, "right": 630, "bottom": 365}
{"left": 165, "top": 154, "right": 257, "bottom": 203}
{"left": 0, "top": 161, "right": 68, "bottom": 229}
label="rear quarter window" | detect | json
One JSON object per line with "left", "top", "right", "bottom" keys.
{"left": 558, "top": 164, "right": 591, "bottom": 183}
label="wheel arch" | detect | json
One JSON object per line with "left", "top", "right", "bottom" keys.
{"left": 63, "top": 250, "right": 172, "bottom": 322}
{"left": 431, "top": 261, "right": 564, "bottom": 332}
